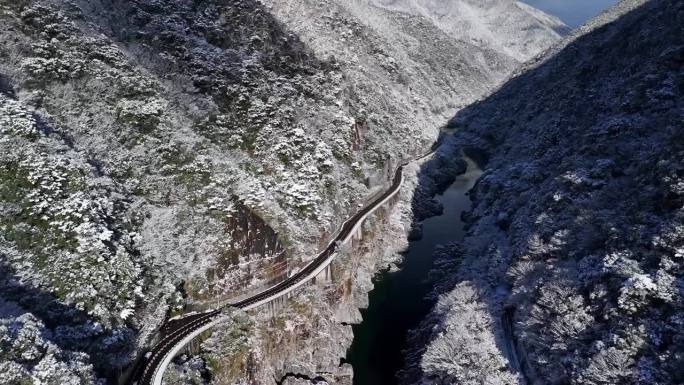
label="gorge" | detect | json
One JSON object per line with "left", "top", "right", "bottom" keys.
{"left": 1, "top": 1, "right": 682, "bottom": 385}
{"left": 347, "top": 156, "right": 481, "bottom": 385}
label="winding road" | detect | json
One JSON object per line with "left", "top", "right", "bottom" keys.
{"left": 127, "top": 150, "right": 434, "bottom": 385}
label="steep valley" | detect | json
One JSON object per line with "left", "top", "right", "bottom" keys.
{"left": 404, "top": 0, "right": 684, "bottom": 383}
{"left": 0, "top": 1, "right": 565, "bottom": 384}
{"left": 9, "top": 1, "right": 681, "bottom": 385}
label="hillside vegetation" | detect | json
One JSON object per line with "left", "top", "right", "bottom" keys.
{"left": 406, "top": 0, "right": 684, "bottom": 383}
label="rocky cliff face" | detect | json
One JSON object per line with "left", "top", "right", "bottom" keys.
{"left": 406, "top": 0, "right": 684, "bottom": 384}
{"left": 0, "top": 0, "right": 563, "bottom": 384}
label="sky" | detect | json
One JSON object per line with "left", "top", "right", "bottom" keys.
{"left": 520, "top": 0, "right": 621, "bottom": 27}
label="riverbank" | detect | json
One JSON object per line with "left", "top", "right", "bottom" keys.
{"left": 347, "top": 156, "right": 482, "bottom": 385}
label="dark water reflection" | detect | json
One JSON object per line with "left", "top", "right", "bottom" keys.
{"left": 346, "top": 157, "right": 482, "bottom": 385}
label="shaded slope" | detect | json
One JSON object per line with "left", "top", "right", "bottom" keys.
{"left": 408, "top": 0, "right": 684, "bottom": 383}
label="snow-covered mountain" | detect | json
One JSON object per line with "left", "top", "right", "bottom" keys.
{"left": 406, "top": 0, "right": 684, "bottom": 383}
{"left": 0, "top": 0, "right": 563, "bottom": 383}
{"left": 370, "top": 0, "right": 569, "bottom": 61}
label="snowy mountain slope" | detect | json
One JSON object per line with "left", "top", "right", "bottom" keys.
{"left": 0, "top": 0, "right": 564, "bottom": 383}
{"left": 369, "top": 0, "right": 569, "bottom": 61}
{"left": 405, "top": 0, "right": 684, "bottom": 383}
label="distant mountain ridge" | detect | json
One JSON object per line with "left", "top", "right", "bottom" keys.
{"left": 369, "top": 0, "right": 570, "bottom": 61}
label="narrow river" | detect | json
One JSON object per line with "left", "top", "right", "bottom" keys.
{"left": 346, "top": 156, "right": 482, "bottom": 385}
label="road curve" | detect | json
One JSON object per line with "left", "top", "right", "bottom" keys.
{"left": 128, "top": 151, "right": 434, "bottom": 385}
